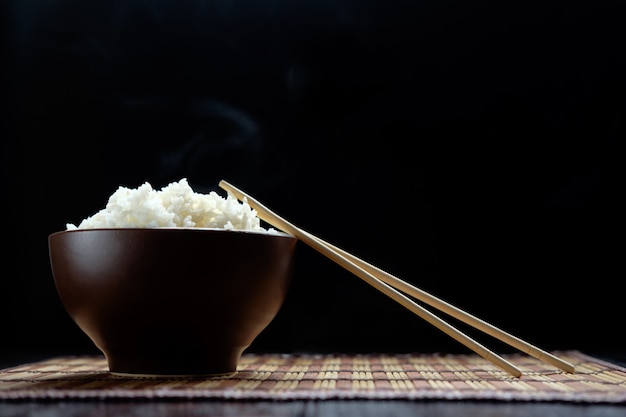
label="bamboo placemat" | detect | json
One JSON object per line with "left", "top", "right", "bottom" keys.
{"left": 1, "top": 351, "right": 625, "bottom": 403}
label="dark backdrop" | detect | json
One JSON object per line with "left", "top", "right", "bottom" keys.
{"left": 2, "top": 0, "right": 623, "bottom": 358}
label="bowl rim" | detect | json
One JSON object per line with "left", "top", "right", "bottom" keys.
{"left": 49, "top": 227, "right": 295, "bottom": 239}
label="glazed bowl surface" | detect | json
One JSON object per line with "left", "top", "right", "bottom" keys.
{"left": 48, "top": 228, "right": 297, "bottom": 377}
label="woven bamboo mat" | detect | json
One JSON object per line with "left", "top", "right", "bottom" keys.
{"left": 1, "top": 351, "right": 625, "bottom": 403}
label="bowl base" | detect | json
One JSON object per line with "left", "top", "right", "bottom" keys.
{"left": 110, "top": 370, "right": 237, "bottom": 379}
{"left": 104, "top": 347, "right": 243, "bottom": 378}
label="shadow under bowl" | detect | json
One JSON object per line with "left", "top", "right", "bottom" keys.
{"left": 48, "top": 228, "right": 297, "bottom": 377}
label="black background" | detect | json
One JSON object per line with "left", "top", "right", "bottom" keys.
{"left": 1, "top": 0, "right": 623, "bottom": 359}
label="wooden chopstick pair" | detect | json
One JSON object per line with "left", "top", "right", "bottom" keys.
{"left": 219, "top": 180, "right": 575, "bottom": 378}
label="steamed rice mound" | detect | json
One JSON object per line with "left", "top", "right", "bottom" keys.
{"left": 66, "top": 178, "right": 274, "bottom": 232}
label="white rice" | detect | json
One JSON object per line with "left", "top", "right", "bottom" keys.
{"left": 66, "top": 178, "right": 276, "bottom": 233}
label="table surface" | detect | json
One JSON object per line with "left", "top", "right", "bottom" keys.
{"left": 2, "top": 351, "right": 625, "bottom": 417}
{"left": 2, "top": 400, "right": 626, "bottom": 417}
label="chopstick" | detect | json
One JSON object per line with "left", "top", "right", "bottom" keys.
{"left": 219, "top": 180, "right": 574, "bottom": 376}
{"left": 316, "top": 239, "right": 576, "bottom": 374}
{"left": 219, "top": 181, "right": 521, "bottom": 377}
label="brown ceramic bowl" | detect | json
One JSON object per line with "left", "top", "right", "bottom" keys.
{"left": 48, "top": 228, "right": 297, "bottom": 377}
